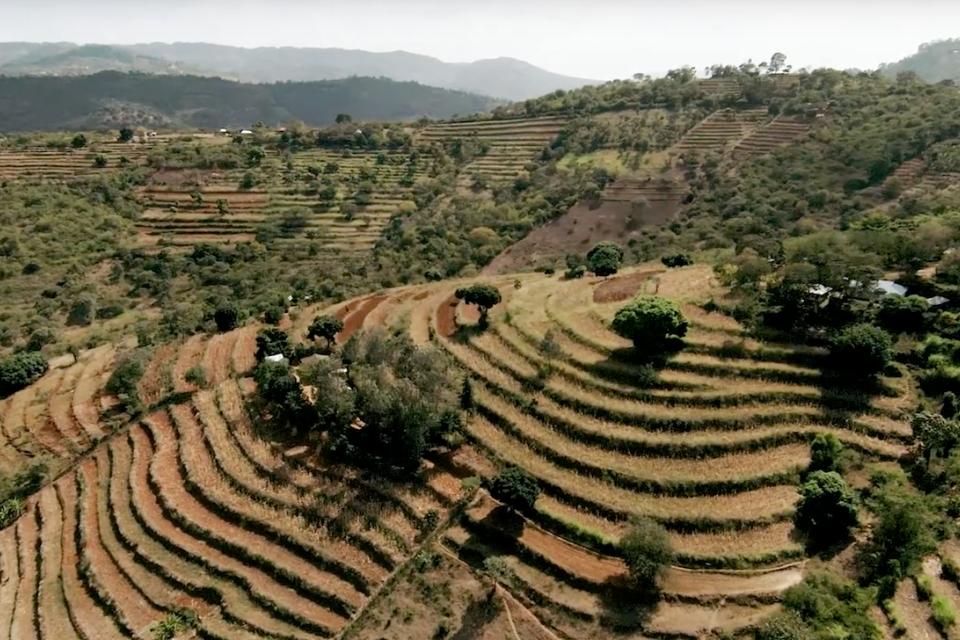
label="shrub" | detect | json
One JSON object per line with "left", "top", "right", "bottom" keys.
{"left": 213, "top": 304, "right": 240, "bottom": 332}
{"left": 620, "top": 516, "right": 672, "bottom": 593}
{"left": 794, "top": 471, "right": 858, "bottom": 548}
{"left": 809, "top": 433, "right": 843, "bottom": 473}
{"left": 490, "top": 466, "right": 540, "bottom": 511}
{"left": 782, "top": 571, "right": 881, "bottom": 639}
{"left": 0, "top": 352, "right": 48, "bottom": 396}
{"left": 915, "top": 574, "right": 933, "bottom": 600}
{"left": 105, "top": 354, "right": 144, "bottom": 412}
{"left": 611, "top": 296, "right": 688, "bottom": 353}
{"left": 455, "top": 284, "right": 502, "bottom": 327}
{"left": 876, "top": 295, "right": 928, "bottom": 333}
{"left": 586, "top": 241, "right": 623, "bottom": 276}
{"left": 755, "top": 611, "right": 813, "bottom": 640}
{"left": 932, "top": 594, "right": 957, "bottom": 632}
{"left": 263, "top": 306, "right": 284, "bottom": 325}
{"left": 857, "top": 482, "right": 936, "bottom": 596}
{"left": 661, "top": 253, "right": 693, "bottom": 268}
{"left": 830, "top": 323, "right": 893, "bottom": 377}
{"left": 70, "top": 133, "right": 87, "bottom": 149}
{"left": 93, "top": 154, "right": 108, "bottom": 168}
{"left": 184, "top": 366, "right": 207, "bottom": 388}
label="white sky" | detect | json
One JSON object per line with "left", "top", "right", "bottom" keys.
{"left": 1, "top": 0, "right": 958, "bottom": 80}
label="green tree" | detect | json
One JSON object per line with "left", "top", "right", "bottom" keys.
{"left": 876, "top": 295, "right": 928, "bottom": 334}
{"left": 307, "top": 314, "right": 344, "bottom": 351}
{"left": 809, "top": 433, "right": 843, "bottom": 473}
{"left": 858, "top": 482, "right": 936, "bottom": 597}
{"left": 586, "top": 242, "right": 624, "bottom": 277}
{"left": 611, "top": 296, "right": 688, "bottom": 353}
{"left": 794, "top": 471, "right": 858, "bottom": 548}
{"left": 830, "top": 323, "right": 893, "bottom": 377}
{"left": 213, "top": 304, "right": 240, "bottom": 332}
{"left": 620, "top": 516, "right": 673, "bottom": 593}
{"left": 71, "top": 133, "right": 87, "bottom": 149}
{"left": 247, "top": 146, "right": 265, "bottom": 167}
{"left": 335, "top": 113, "right": 353, "bottom": 124}
{"left": 490, "top": 466, "right": 540, "bottom": 511}
{"left": 255, "top": 327, "right": 291, "bottom": 361}
{"left": 263, "top": 306, "right": 284, "bottom": 325}
{"left": 0, "top": 352, "right": 48, "bottom": 397}
{"left": 93, "top": 154, "right": 108, "bottom": 168}
{"left": 455, "top": 284, "right": 502, "bottom": 327}
{"left": 117, "top": 127, "right": 134, "bottom": 142}
{"left": 460, "top": 376, "right": 474, "bottom": 411}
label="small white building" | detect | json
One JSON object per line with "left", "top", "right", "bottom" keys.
{"left": 239, "top": 129, "right": 254, "bottom": 136}
{"left": 928, "top": 296, "right": 951, "bottom": 307}
{"left": 874, "top": 280, "right": 908, "bottom": 296}
{"left": 264, "top": 353, "right": 286, "bottom": 363}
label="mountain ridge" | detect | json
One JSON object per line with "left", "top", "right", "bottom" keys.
{"left": 0, "top": 41, "right": 599, "bottom": 100}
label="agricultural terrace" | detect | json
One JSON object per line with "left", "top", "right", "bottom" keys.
{"left": 419, "top": 115, "right": 567, "bottom": 188}
{"left": 0, "top": 319, "right": 464, "bottom": 639}
{"left": 136, "top": 146, "right": 425, "bottom": 253}
{"left": 295, "top": 263, "right": 915, "bottom": 638}
{"left": 0, "top": 141, "right": 158, "bottom": 182}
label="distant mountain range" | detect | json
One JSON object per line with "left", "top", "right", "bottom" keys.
{"left": 0, "top": 42, "right": 598, "bottom": 100}
{"left": 880, "top": 38, "right": 960, "bottom": 83}
{"left": 0, "top": 72, "right": 497, "bottom": 131}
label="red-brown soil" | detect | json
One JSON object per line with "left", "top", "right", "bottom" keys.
{"left": 592, "top": 269, "right": 665, "bottom": 303}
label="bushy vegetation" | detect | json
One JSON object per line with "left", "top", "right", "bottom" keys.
{"left": 793, "top": 471, "right": 858, "bottom": 548}
{"left": 620, "top": 516, "right": 673, "bottom": 594}
{"left": 489, "top": 466, "right": 540, "bottom": 511}
{"left": 0, "top": 351, "right": 48, "bottom": 396}
{"left": 611, "top": 296, "right": 688, "bottom": 353}
{"left": 455, "top": 284, "right": 502, "bottom": 327}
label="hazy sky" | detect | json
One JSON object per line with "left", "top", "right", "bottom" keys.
{"left": 2, "top": 0, "right": 959, "bottom": 80}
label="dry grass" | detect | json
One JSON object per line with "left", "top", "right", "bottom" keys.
{"left": 467, "top": 414, "right": 798, "bottom": 522}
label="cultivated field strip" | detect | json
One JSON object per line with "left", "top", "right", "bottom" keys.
{"left": 732, "top": 116, "right": 811, "bottom": 159}
{"left": 674, "top": 108, "right": 768, "bottom": 155}
{"left": 0, "top": 345, "right": 115, "bottom": 471}
{"left": 419, "top": 115, "right": 566, "bottom": 186}
{"left": 0, "top": 144, "right": 156, "bottom": 182}
{"left": 136, "top": 147, "right": 425, "bottom": 252}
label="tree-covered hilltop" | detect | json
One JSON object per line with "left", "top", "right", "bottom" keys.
{"left": 0, "top": 72, "right": 497, "bottom": 131}
{"left": 880, "top": 38, "right": 960, "bottom": 83}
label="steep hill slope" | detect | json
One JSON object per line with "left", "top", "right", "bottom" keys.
{"left": 880, "top": 38, "right": 960, "bottom": 82}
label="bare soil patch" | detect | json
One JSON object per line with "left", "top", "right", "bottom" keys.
{"left": 592, "top": 269, "right": 664, "bottom": 303}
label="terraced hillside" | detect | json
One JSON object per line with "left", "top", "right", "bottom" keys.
{"left": 674, "top": 108, "right": 768, "bottom": 156}
{"left": 732, "top": 115, "right": 810, "bottom": 159}
{"left": 0, "top": 142, "right": 157, "bottom": 182}
{"left": 419, "top": 115, "right": 567, "bottom": 187}
{"left": 0, "top": 263, "right": 923, "bottom": 639}
{"left": 296, "top": 264, "right": 915, "bottom": 638}
{"left": 135, "top": 148, "right": 424, "bottom": 252}
{"left": 0, "top": 321, "right": 464, "bottom": 639}
{"left": 0, "top": 345, "right": 117, "bottom": 475}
